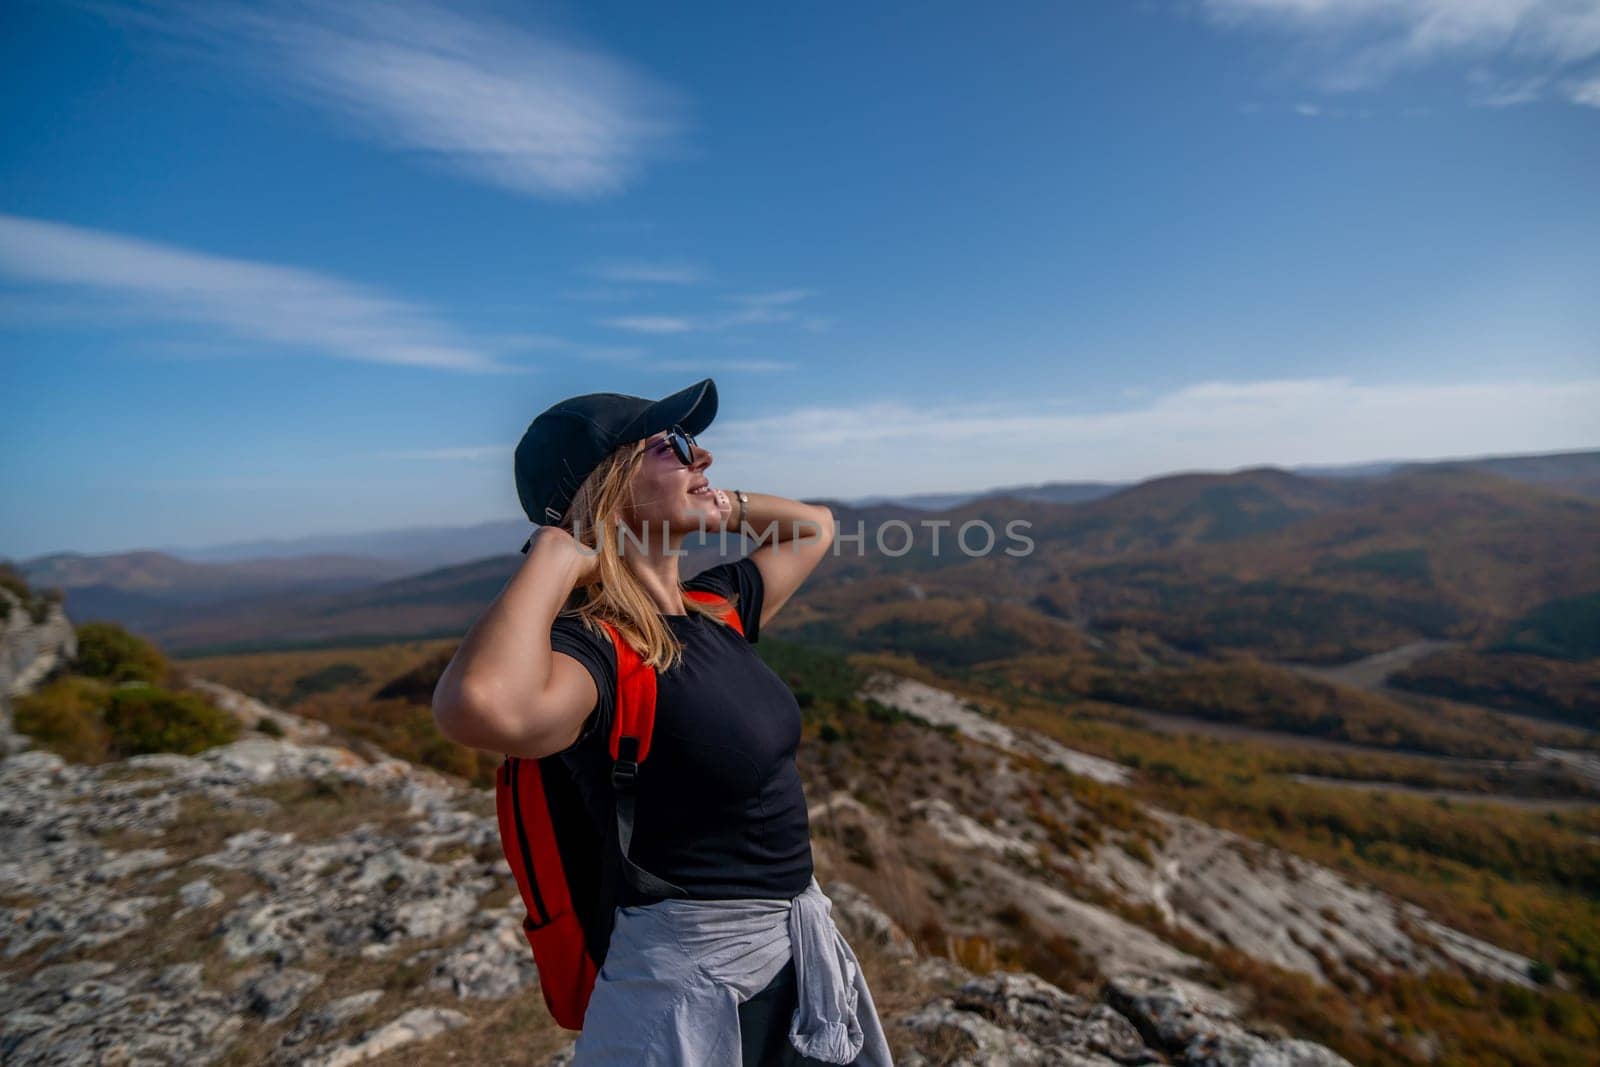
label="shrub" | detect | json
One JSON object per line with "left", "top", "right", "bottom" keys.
{"left": 291, "top": 662, "right": 371, "bottom": 703}
{"left": 103, "top": 685, "right": 239, "bottom": 757}
{"left": 74, "top": 622, "right": 170, "bottom": 685}
{"left": 0, "top": 562, "right": 29, "bottom": 603}
{"left": 28, "top": 588, "right": 64, "bottom": 624}
{"left": 863, "top": 698, "right": 907, "bottom": 724}
{"left": 12, "top": 676, "right": 113, "bottom": 763}
{"left": 0, "top": 564, "right": 65, "bottom": 624}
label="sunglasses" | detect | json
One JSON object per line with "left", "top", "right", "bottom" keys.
{"left": 654, "top": 424, "right": 699, "bottom": 467}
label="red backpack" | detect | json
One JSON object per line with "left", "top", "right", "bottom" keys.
{"left": 493, "top": 590, "right": 745, "bottom": 1030}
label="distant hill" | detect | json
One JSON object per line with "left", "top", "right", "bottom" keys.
{"left": 75, "top": 461, "right": 1594, "bottom": 671}
{"left": 13, "top": 448, "right": 1596, "bottom": 658}
{"left": 22, "top": 447, "right": 1583, "bottom": 570}
{"left": 777, "top": 464, "right": 1600, "bottom": 674}
{"left": 144, "top": 517, "right": 534, "bottom": 569}
{"left": 840, "top": 447, "right": 1600, "bottom": 512}
{"left": 843, "top": 480, "right": 1125, "bottom": 511}
{"left": 14, "top": 551, "right": 416, "bottom": 641}
{"left": 1407, "top": 449, "right": 1600, "bottom": 500}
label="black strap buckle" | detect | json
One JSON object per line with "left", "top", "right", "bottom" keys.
{"left": 611, "top": 759, "right": 639, "bottom": 791}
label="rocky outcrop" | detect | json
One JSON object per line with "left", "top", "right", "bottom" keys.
{"left": 0, "top": 586, "right": 76, "bottom": 752}
{"left": 865, "top": 670, "right": 1544, "bottom": 993}
{"left": 0, "top": 710, "right": 533, "bottom": 1065}
{"left": 895, "top": 963, "right": 1351, "bottom": 1066}
{"left": 188, "top": 678, "right": 331, "bottom": 745}
{"left": 862, "top": 673, "right": 1131, "bottom": 785}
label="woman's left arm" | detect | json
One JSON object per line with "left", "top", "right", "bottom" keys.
{"left": 726, "top": 491, "right": 835, "bottom": 632}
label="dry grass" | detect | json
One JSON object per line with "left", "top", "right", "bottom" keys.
{"left": 177, "top": 640, "right": 458, "bottom": 712}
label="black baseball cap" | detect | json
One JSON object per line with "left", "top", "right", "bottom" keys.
{"left": 515, "top": 377, "right": 718, "bottom": 553}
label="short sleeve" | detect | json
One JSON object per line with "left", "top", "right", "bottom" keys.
{"left": 685, "top": 556, "right": 765, "bottom": 643}
{"left": 549, "top": 614, "right": 616, "bottom": 756}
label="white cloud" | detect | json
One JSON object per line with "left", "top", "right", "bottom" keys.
{"left": 93, "top": 0, "right": 685, "bottom": 199}
{"left": 710, "top": 306, "right": 797, "bottom": 329}
{"left": 119, "top": 476, "right": 373, "bottom": 491}
{"left": 0, "top": 213, "right": 512, "bottom": 372}
{"left": 560, "top": 286, "right": 640, "bottom": 303}
{"left": 380, "top": 445, "right": 506, "bottom": 461}
{"left": 1204, "top": 0, "right": 1600, "bottom": 101}
{"left": 590, "top": 260, "right": 705, "bottom": 284}
{"left": 726, "top": 289, "right": 816, "bottom": 307}
{"left": 702, "top": 376, "right": 1600, "bottom": 498}
{"left": 1471, "top": 72, "right": 1550, "bottom": 107}
{"left": 599, "top": 315, "right": 697, "bottom": 335}
{"left": 598, "top": 301, "right": 811, "bottom": 335}
{"left": 488, "top": 332, "right": 571, "bottom": 352}
{"left": 1568, "top": 72, "right": 1600, "bottom": 105}
{"left": 654, "top": 358, "right": 794, "bottom": 374}
{"left": 482, "top": 333, "right": 645, "bottom": 363}
{"left": 573, "top": 345, "right": 647, "bottom": 362}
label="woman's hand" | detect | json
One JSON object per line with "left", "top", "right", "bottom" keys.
{"left": 526, "top": 523, "right": 602, "bottom": 588}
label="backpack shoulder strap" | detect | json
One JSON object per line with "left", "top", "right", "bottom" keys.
{"left": 684, "top": 589, "right": 744, "bottom": 637}
{"left": 597, "top": 619, "right": 687, "bottom": 899}
{"left": 601, "top": 618, "right": 660, "bottom": 763}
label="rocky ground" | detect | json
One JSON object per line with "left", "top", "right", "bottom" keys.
{"left": 2, "top": 592, "right": 1365, "bottom": 1064}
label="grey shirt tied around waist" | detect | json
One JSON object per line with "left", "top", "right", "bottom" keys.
{"left": 571, "top": 875, "right": 895, "bottom": 1065}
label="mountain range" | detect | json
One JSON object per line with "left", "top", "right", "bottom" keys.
{"left": 8, "top": 449, "right": 1593, "bottom": 663}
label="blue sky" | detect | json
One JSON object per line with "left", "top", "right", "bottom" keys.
{"left": 3, "top": 0, "right": 1598, "bottom": 559}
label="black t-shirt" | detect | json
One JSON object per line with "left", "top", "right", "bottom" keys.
{"left": 548, "top": 557, "right": 814, "bottom": 905}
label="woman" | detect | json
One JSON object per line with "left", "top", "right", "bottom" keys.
{"left": 433, "top": 378, "right": 894, "bottom": 1066}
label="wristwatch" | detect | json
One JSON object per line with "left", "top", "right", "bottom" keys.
{"left": 733, "top": 489, "right": 749, "bottom": 529}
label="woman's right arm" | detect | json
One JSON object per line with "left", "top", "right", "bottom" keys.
{"left": 431, "top": 526, "right": 600, "bottom": 759}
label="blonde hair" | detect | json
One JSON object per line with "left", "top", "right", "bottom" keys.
{"left": 558, "top": 438, "right": 739, "bottom": 671}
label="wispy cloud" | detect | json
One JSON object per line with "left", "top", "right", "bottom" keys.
{"left": 726, "top": 289, "right": 816, "bottom": 307}
{"left": 1470, "top": 71, "right": 1551, "bottom": 107}
{"left": 0, "top": 213, "right": 512, "bottom": 372}
{"left": 705, "top": 376, "right": 1600, "bottom": 497}
{"left": 599, "top": 315, "right": 698, "bottom": 335}
{"left": 481, "top": 333, "right": 572, "bottom": 354}
{"left": 560, "top": 286, "right": 640, "bottom": 303}
{"left": 92, "top": 0, "right": 686, "bottom": 198}
{"left": 1204, "top": 0, "right": 1600, "bottom": 103}
{"left": 120, "top": 477, "right": 374, "bottom": 491}
{"left": 655, "top": 358, "right": 795, "bottom": 374}
{"left": 598, "top": 289, "right": 824, "bottom": 334}
{"left": 380, "top": 444, "right": 506, "bottom": 462}
{"left": 1570, "top": 72, "right": 1600, "bottom": 106}
{"left": 589, "top": 260, "right": 705, "bottom": 285}
{"left": 601, "top": 310, "right": 787, "bottom": 333}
